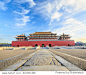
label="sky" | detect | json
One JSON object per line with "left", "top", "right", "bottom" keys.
{"left": 0, "top": 0, "right": 86, "bottom": 43}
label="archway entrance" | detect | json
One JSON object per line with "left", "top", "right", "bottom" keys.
{"left": 68, "top": 44, "right": 70, "bottom": 46}
{"left": 42, "top": 44, "right": 45, "bottom": 47}
{"left": 17, "top": 45, "right": 19, "bottom": 47}
{"left": 35, "top": 44, "right": 38, "bottom": 47}
{"left": 49, "top": 44, "right": 51, "bottom": 47}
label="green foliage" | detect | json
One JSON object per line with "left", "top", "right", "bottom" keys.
{"left": 0, "top": 43, "right": 11, "bottom": 44}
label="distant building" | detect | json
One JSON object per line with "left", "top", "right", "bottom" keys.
{"left": 12, "top": 32, "right": 75, "bottom": 47}
{"left": 75, "top": 42, "right": 86, "bottom": 46}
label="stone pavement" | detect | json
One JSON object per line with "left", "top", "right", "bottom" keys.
{"left": 17, "top": 49, "right": 69, "bottom": 71}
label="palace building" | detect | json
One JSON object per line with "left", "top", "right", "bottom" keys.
{"left": 28, "top": 32, "right": 58, "bottom": 40}
{"left": 11, "top": 32, "right": 75, "bottom": 47}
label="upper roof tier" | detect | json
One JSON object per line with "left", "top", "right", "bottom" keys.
{"left": 15, "top": 37, "right": 27, "bottom": 38}
{"left": 60, "top": 33, "right": 71, "bottom": 38}
{"left": 15, "top": 34, "right": 27, "bottom": 39}
{"left": 29, "top": 32, "right": 56, "bottom": 35}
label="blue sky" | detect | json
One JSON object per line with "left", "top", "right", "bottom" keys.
{"left": 0, "top": 0, "right": 86, "bottom": 43}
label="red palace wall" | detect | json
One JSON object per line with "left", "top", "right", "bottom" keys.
{"left": 11, "top": 40, "right": 75, "bottom": 47}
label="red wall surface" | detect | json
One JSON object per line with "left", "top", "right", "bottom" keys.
{"left": 11, "top": 40, "right": 75, "bottom": 47}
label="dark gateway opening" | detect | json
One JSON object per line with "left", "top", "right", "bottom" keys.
{"left": 42, "top": 44, "right": 45, "bottom": 47}
{"left": 49, "top": 44, "right": 51, "bottom": 47}
{"left": 68, "top": 44, "right": 70, "bottom": 46}
{"left": 17, "top": 45, "right": 19, "bottom": 47}
{"left": 35, "top": 44, "right": 38, "bottom": 47}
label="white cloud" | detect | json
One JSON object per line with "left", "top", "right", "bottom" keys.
{"left": 0, "top": 0, "right": 11, "bottom": 10}
{"left": 0, "top": 34, "right": 3, "bottom": 36}
{"left": 73, "top": 0, "right": 86, "bottom": 12}
{"left": 0, "top": 1, "right": 7, "bottom": 10}
{"left": 71, "top": 37, "right": 86, "bottom": 43}
{"left": 64, "top": 18, "right": 82, "bottom": 25}
{"left": 5, "top": 24, "right": 10, "bottom": 27}
{"left": 51, "top": 12, "right": 62, "bottom": 20}
{"left": 5, "top": 35, "right": 15, "bottom": 37}
{"left": 15, "top": 15, "right": 30, "bottom": 26}
{"left": 15, "top": 0, "right": 36, "bottom": 8}
{"left": 35, "top": 0, "right": 86, "bottom": 27}
{"left": 49, "top": 12, "right": 62, "bottom": 25}
{"left": 55, "top": 0, "right": 86, "bottom": 13}
{"left": 32, "top": 21, "right": 36, "bottom": 24}
{"left": 3, "top": 0, "right": 11, "bottom": 3}
{"left": 0, "top": 39, "right": 11, "bottom": 43}
{"left": 14, "top": 8, "right": 30, "bottom": 26}
{"left": 53, "top": 18, "right": 86, "bottom": 38}
{"left": 0, "top": 34, "right": 13, "bottom": 43}
{"left": 35, "top": 1, "right": 63, "bottom": 25}
{"left": 14, "top": 0, "right": 36, "bottom": 26}
{"left": 14, "top": 9, "right": 30, "bottom": 15}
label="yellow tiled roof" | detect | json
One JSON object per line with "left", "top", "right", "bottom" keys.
{"left": 29, "top": 32, "right": 56, "bottom": 35}
{"left": 15, "top": 37, "right": 26, "bottom": 38}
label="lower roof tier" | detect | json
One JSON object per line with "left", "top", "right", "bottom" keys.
{"left": 13, "top": 39, "right": 74, "bottom": 41}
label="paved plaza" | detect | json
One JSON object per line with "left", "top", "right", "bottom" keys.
{"left": 17, "top": 49, "right": 69, "bottom": 71}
